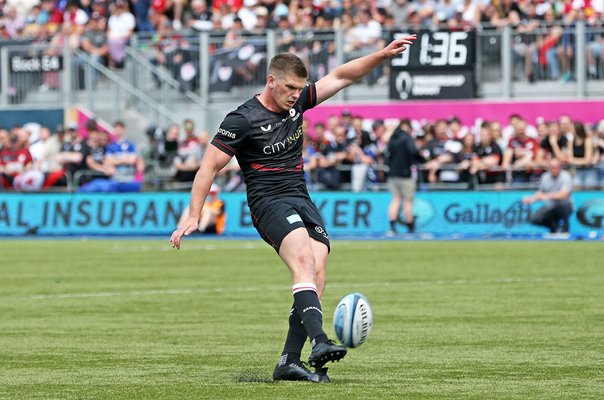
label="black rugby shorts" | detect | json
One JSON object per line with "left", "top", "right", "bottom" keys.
{"left": 250, "top": 196, "right": 330, "bottom": 253}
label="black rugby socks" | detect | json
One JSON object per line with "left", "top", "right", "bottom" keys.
{"left": 292, "top": 283, "right": 328, "bottom": 346}
{"left": 280, "top": 302, "right": 307, "bottom": 361}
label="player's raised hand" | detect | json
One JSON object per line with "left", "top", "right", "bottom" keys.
{"left": 170, "top": 216, "right": 199, "bottom": 249}
{"left": 383, "top": 34, "right": 417, "bottom": 58}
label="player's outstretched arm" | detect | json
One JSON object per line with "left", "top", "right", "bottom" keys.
{"left": 170, "top": 145, "right": 232, "bottom": 249}
{"left": 315, "top": 35, "right": 416, "bottom": 105}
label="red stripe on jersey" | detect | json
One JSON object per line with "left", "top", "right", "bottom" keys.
{"left": 251, "top": 162, "right": 303, "bottom": 172}
{"left": 212, "top": 138, "right": 236, "bottom": 154}
{"left": 309, "top": 84, "right": 313, "bottom": 105}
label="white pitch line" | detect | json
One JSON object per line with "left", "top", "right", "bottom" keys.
{"left": 109, "top": 242, "right": 267, "bottom": 253}
{"left": 27, "top": 276, "right": 581, "bottom": 300}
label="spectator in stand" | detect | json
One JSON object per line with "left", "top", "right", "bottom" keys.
{"left": 453, "top": 132, "right": 478, "bottom": 186}
{"left": 3, "top": 5, "right": 25, "bottom": 38}
{"left": 186, "top": 0, "right": 213, "bottom": 31}
{"left": 105, "top": 120, "right": 141, "bottom": 184}
{"left": 79, "top": 12, "right": 109, "bottom": 85}
{"left": 587, "top": 14, "right": 604, "bottom": 79}
{"left": 485, "top": 120, "right": 502, "bottom": 147}
{"left": 538, "top": 25, "right": 563, "bottom": 80}
{"left": 161, "top": 123, "right": 180, "bottom": 165}
{"left": 0, "top": 127, "right": 44, "bottom": 191}
{"left": 42, "top": 23, "right": 80, "bottom": 90}
{"left": 559, "top": 114, "right": 574, "bottom": 140}
{"left": 490, "top": 0, "right": 521, "bottom": 27}
{"left": 302, "top": 131, "right": 320, "bottom": 187}
{"left": 37, "top": 125, "right": 68, "bottom": 188}
{"left": 433, "top": 0, "right": 457, "bottom": 28}
{"left": 91, "top": 0, "right": 110, "bottom": 19}
{"left": 107, "top": 0, "right": 135, "bottom": 68}
{"left": 348, "top": 118, "right": 378, "bottom": 191}
{"left": 569, "top": 121, "right": 598, "bottom": 188}
{"left": 471, "top": 121, "right": 504, "bottom": 187}
{"left": 55, "top": 122, "right": 85, "bottom": 178}
{"left": 535, "top": 120, "right": 568, "bottom": 167}
{"left": 385, "top": 119, "right": 421, "bottom": 235}
{"left": 344, "top": 10, "right": 383, "bottom": 85}
{"left": 523, "top": 158, "right": 573, "bottom": 234}
{"left": 371, "top": 119, "right": 389, "bottom": 183}
{"left": 174, "top": 119, "right": 202, "bottom": 182}
{"left": 501, "top": 117, "right": 539, "bottom": 183}
{"left": 390, "top": 0, "right": 413, "bottom": 27}
{"left": 596, "top": 120, "right": 604, "bottom": 185}
{"left": 77, "top": 120, "right": 112, "bottom": 186}
{"left": 423, "top": 118, "right": 462, "bottom": 183}
{"left": 28, "top": 126, "right": 50, "bottom": 167}
{"left": 316, "top": 125, "right": 350, "bottom": 190}
{"left": 63, "top": 0, "right": 89, "bottom": 35}
{"left": 512, "top": 1, "right": 540, "bottom": 82}
{"left": 132, "top": 0, "right": 154, "bottom": 33}
{"left": 447, "top": 116, "right": 468, "bottom": 140}
{"left": 79, "top": 120, "right": 143, "bottom": 192}
{"left": 150, "top": 0, "right": 186, "bottom": 30}
{"left": 178, "top": 183, "right": 226, "bottom": 234}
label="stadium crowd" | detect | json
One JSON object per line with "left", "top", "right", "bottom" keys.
{"left": 0, "top": 0, "right": 603, "bottom": 83}
{"left": 1, "top": 112, "right": 603, "bottom": 192}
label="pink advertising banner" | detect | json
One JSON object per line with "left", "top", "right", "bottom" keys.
{"left": 305, "top": 99, "right": 604, "bottom": 126}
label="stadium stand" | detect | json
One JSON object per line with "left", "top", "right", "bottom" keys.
{"left": 0, "top": 0, "right": 603, "bottom": 193}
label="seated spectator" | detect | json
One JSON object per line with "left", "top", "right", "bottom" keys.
{"left": 174, "top": 119, "right": 203, "bottom": 182}
{"left": 78, "top": 12, "right": 109, "bottom": 86}
{"left": 79, "top": 121, "right": 143, "bottom": 192}
{"left": 569, "top": 121, "right": 598, "bottom": 188}
{"left": 55, "top": 122, "right": 85, "bottom": 179}
{"left": 0, "top": 128, "right": 43, "bottom": 191}
{"left": 471, "top": 121, "right": 504, "bottom": 186}
{"left": 63, "top": 0, "right": 89, "bottom": 35}
{"left": 344, "top": 10, "right": 383, "bottom": 85}
{"left": 501, "top": 118, "right": 539, "bottom": 183}
{"left": 178, "top": 183, "right": 226, "bottom": 234}
{"left": 453, "top": 132, "right": 478, "bottom": 186}
{"left": 30, "top": 125, "right": 67, "bottom": 189}
{"left": 423, "top": 119, "right": 462, "bottom": 183}
{"left": 535, "top": 120, "right": 569, "bottom": 168}
{"left": 523, "top": 159, "right": 573, "bottom": 234}
{"left": 76, "top": 121, "right": 112, "bottom": 187}
{"left": 348, "top": 120, "right": 378, "bottom": 191}
{"left": 107, "top": 0, "right": 135, "bottom": 68}
{"left": 186, "top": 0, "right": 213, "bottom": 31}
{"left": 316, "top": 126, "right": 350, "bottom": 190}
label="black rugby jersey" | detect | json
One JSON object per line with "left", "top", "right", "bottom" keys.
{"left": 211, "top": 83, "right": 317, "bottom": 206}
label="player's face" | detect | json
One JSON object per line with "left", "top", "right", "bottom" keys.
{"left": 270, "top": 74, "right": 306, "bottom": 112}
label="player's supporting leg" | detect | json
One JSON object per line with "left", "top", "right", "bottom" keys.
{"left": 308, "top": 238, "right": 332, "bottom": 383}
{"left": 275, "top": 237, "right": 331, "bottom": 382}
{"left": 279, "top": 228, "right": 346, "bottom": 367}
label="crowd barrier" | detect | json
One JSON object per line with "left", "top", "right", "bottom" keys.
{"left": 1, "top": 191, "right": 602, "bottom": 238}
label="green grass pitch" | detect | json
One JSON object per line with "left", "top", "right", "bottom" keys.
{"left": 1, "top": 239, "right": 603, "bottom": 399}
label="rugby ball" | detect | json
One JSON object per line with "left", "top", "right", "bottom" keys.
{"left": 333, "top": 292, "right": 373, "bottom": 348}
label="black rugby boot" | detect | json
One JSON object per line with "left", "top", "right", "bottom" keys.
{"left": 308, "top": 340, "right": 347, "bottom": 368}
{"left": 273, "top": 358, "right": 312, "bottom": 381}
{"left": 308, "top": 367, "right": 330, "bottom": 383}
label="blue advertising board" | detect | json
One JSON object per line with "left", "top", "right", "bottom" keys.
{"left": 0, "top": 191, "right": 602, "bottom": 238}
